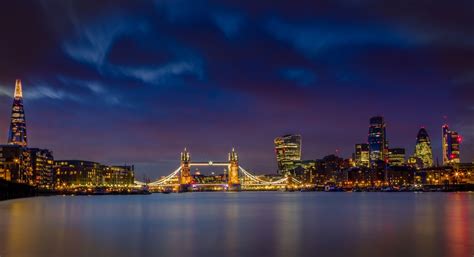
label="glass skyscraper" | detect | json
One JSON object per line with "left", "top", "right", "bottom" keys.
{"left": 368, "top": 116, "right": 388, "bottom": 167}
{"left": 442, "top": 124, "right": 461, "bottom": 165}
{"left": 8, "top": 79, "right": 28, "bottom": 147}
{"left": 413, "top": 128, "right": 433, "bottom": 168}
{"left": 274, "top": 134, "right": 302, "bottom": 175}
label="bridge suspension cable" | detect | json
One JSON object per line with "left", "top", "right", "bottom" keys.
{"left": 147, "top": 166, "right": 182, "bottom": 186}
{"left": 239, "top": 166, "right": 289, "bottom": 185}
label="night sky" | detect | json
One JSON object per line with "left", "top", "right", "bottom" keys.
{"left": 0, "top": 1, "right": 472, "bottom": 178}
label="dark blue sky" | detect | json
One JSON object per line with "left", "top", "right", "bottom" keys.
{"left": 0, "top": 1, "right": 472, "bottom": 178}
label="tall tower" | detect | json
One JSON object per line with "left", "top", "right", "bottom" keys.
{"left": 228, "top": 148, "right": 239, "bottom": 185}
{"left": 274, "top": 134, "right": 302, "bottom": 175}
{"left": 180, "top": 148, "right": 192, "bottom": 185}
{"left": 442, "top": 124, "right": 461, "bottom": 165}
{"left": 8, "top": 79, "right": 27, "bottom": 147}
{"left": 413, "top": 128, "right": 433, "bottom": 168}
{"left": 368, "top": 116, "right": 388, "bottom": 167}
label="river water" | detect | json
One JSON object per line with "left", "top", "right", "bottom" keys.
{"left": 0, "top": 192, "right": 472, "bottom": 257}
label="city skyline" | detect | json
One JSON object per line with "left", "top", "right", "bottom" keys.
{"left": 0, "top": 1, "right": 472, "bottom": 176}
{"left": 0, "top": 79, "right": 468, "bottom": 177}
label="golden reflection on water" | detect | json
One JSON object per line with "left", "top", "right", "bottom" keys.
{"left": 0, "top": 193, "right": 473, "bottom": 257}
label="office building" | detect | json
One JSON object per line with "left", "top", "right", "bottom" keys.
{"left": 29, "top": 148, "right": 54, "bottom": 189}
{"left": 274, "top": 134, "right": 302, "bottom": 174}
{"left": 413, "top": 128, "right": 433, "bottom": 168}
{"left": 354, "top": 143, "right": 369, "bottom": 167}
{"left": 368, "top": 116, "right": 388, "bottom": 167}
{"left": 8, "top": 80, "right": 28, "bottom": 147}
{"left": 388, "top": 148, "right": 406, "bottom": 166}
{"left": 442, "top": 124, "right": 461, "bottom": 165}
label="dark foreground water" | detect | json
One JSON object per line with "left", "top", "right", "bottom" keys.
{"left": 0, "top": 192, "right": 473, "bottom": 257}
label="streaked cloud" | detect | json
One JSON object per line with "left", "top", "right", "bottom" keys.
{"left": 116, "top": 61, "right": 204, "bottom": 85}
{"left": 63, "top": 15, "right": 148, "bottom": 69}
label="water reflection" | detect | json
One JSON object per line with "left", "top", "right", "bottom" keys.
{"left": 0, "top": 192, "right": 472, "bottom": 257}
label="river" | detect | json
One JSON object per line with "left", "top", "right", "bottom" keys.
{"left": 0, "top": 192, "right": 473, "bottom": 257}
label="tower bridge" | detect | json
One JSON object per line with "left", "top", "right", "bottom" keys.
{"left": 135, "top": 148, "right": 303, "bottom": 191}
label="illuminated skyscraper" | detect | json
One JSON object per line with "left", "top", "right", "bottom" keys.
{"left": 442, "top": 124, "right": 461, "bottom": 165}
{"left": 7, "top": 80, "right": 27, "bottom": 147}
{"left": 368, "top": 116, "right": 388, "bottom": 167}
{"left": 354, "top": 143, "right": 369, "bottom": 167}
{"left": 274, "top": 134, "right": 302, "bottom": 174}
{"left": 413, "top": 128, "right": 433, "bottom": 168}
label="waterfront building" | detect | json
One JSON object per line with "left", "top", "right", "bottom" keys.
{"left": 55, "top": 160, "right": 103, "bottom": 188}
{"left": 0, "top": 145, "right": 33, "bottom": 184}
{"left": 368, "top": 116, "right": 388, "bottom": 167}
{"left": 274, "top": 134, "right": 302, "bottom": 175}
{"left": 28, "top": 148, "right": 54, "bottom": 189}
{"left": 8, "top": 80, "right": 28, "bottom": 147}
{"left": 415, "top": 167, "right": 453, "bottom": 185}
{"left": 451, "top": 163, "right": 474, "bottom": 184}
{"left": 317, "top": 154, "right": 345, "bottom": 184}
{"left": 55, "top": 160, "right": 135, "bottom": 188}
{"left": 103, "top": 165, "right": 135, "bottom": 186}
{"left": 354, "top": 143, "right": 369, "bottom": 167}
{"left": 388, "top": 148, "right": 406, "bottom": 166}
{"left": 412, "top": 128, "right": 433, "bottom": 169}
{"left": 346, "top": 167, "right": 377, "bottom": 187}
{"left": 442, "top": 124, "right": 461, "bottom": 165}
{"left": 385, "top": 166, "right": 415, "bottom": 186}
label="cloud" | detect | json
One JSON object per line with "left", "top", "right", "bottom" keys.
{"left": 28, "top": 86, "right": 78, "bottom": 100}
{"left": 57, "top": 76, "right": 125, "bottom": 106}
{"left": 0, "top": 82, "right": 79, "bottom": 101}
{"left": 116, "top": 61, "right": 204, "bottom": 85}
{"left": 62, "top": 15, "right": 148, "bottom": 69}
{"left": 58, "top": 76, "right": 106, "bottom": 94}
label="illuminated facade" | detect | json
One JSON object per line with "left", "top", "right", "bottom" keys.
{"left": 368, "top": 116, "right": 388, "bottom": 167}
{"left": 388, "top": 148, "right": 405, "bottom": 166}
{"left": 413, "top": 128, "right": 433, "bottom": 168}
{"left": 0, "top": 145, "right": 32, "bottom": 184}
{"left": 103, "top": 165, "right": 135, "bottom": 186}
{"left": 442, "top": 124, "right": 461, "bottom": 165}
{"left": 8, "top": 80, "right": 28, "bottom": 147}
{"left": 55, "top": 160, "right": 103, "bottom": 187}
{"left": 180, "top": 148, "right": 192, "bottom": 185}
{"left": 55, "top": 160, "right": 134, "bottom": 188}
{"left": 354, "top": 143, "right": 369, "bottom": 167}
{"left": 228, "top": 148, "right": 239, "bottom": 185}
{"left": 28, "top": 148, "right": 54, "bottom": 189}
{"left": 274, "top": 134, "right": 302, "bottom": 174}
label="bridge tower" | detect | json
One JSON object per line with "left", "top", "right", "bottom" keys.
{"left": 228, "top": 148, "right": 240, "bottom": 189}
{"left": 180, "top": 148, "right": 192, "bottom": 185}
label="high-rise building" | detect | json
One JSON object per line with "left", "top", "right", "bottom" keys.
{"left": 354, "top": 143, "right": 369, "bottom": 167}
{"left": 388, "top": 148, "right": 405, "bottom": 166}
{"left": 274, "top": 134, "right": 302, "bottom": 174}
{"left": 413, "top": 128, "right": 433, "bottom": 168}
{"left": 442, "top": 124, "right": 461, "bottom": 165}
{"left": 8, "top": 80, "right": 28, "bottom": 147}
{"left": 368, "top": 116, "right": 388, "bottom": 167}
